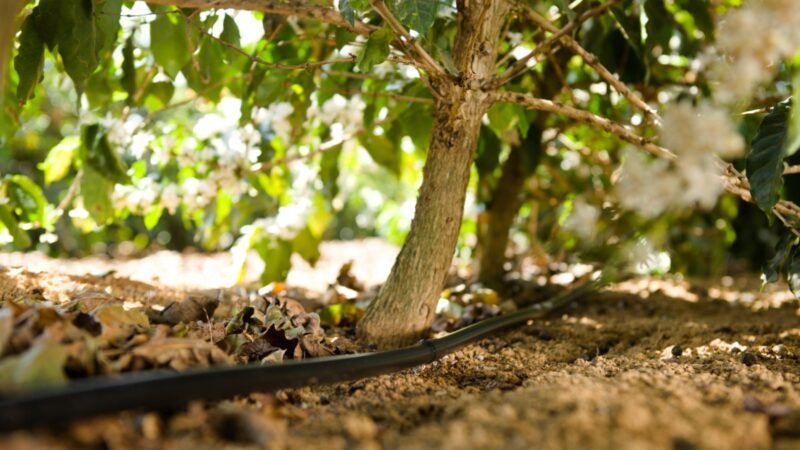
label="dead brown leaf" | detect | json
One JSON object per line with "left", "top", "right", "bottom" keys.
{"left": 131, "top": 337, "right": 231, "bottom": 371}
{"left": 147, "top": 292, "right": 220, "bottom": 325}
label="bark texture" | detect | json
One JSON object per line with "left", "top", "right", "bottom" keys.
{"left": 0, "top": 0, "right": 25, "bottom": 97}
{"left": 476, "top": 140, "right": 535, "bottom": 287}
{"left": 357, "top": 0, "right": 511, "bottom": 348}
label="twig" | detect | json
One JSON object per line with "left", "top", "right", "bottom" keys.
{"left": 195, "top": 25, "right": 357, "bottom": 71}
{"left": 491, "top": 91, "right": 675, "bottom": 159}
{"left": 252, "top": 131, "right": 354, "bottom": 172}
{"left": 331, "top": 89, "right": 433, "bottom": 104}
{"left": 495, "top": 89, "right": 800, "bottom": 235}
{"left": 369, "top": 0, "right": 448, "bottom": 80}
{"left": 56, "top": 170, "right": 83, "bottom": 213}
{"left": 518, "top": 1, "right": 660, "bottom": 125}
{"left": 252, "top": 117, "right": 393, "bottom": 172}
{"left": 490, "top": 0, "right": 619, "bottom": 88}
{"left": 144, "top": 0, "right": 375, "bottom": 35}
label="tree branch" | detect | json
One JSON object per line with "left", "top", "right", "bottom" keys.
{"left": 519, "top": 1, "right": 660, "bottom": 125}
{"left": 368, "top": 0, "right": 448, "bottom": 80}
{"left": 195, "top": 24, "right": 357, "bottom": 71}
{"left": 494, "top": 90, "right": 800, "bottom": 236}
{"left": 143, "top": 0, "right": 374, "bottom": 35}
{"left": 491, "top": 91, "right": 675, "bottom": 159}
{"left": 490, "top": 0, "right": 618, "bottom": 89}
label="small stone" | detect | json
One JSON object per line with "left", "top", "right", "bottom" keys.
{"left": 741, "top": 352, "right": 757, "bottom": 366}
{"left": 319, "top": 395, "right": 330, "bottom": 405}
{"left": 671, "top": 345, "right": 683, "bottom": 357}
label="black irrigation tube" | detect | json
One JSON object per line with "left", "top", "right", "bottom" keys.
{"left": 0, "top": 280, "right": 600, "bottom": 432}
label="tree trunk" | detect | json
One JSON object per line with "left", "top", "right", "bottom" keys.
{"left": 477, "top": 145, "right": 528, "bottom": 287}
{"left": 357, "top": 0, "right": 511, "bottom": 348}
{"left": 477, "top": 126, "right": 543, "bottom": 286}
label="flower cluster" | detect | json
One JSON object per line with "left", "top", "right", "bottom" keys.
{"left": 563, "top": 198, "right": 600, "bottom": 240}
{"left": 711, "top": 0, "right": 800, "bottom": 104}
{"left": 616, "top": 101, "right": 745, "bottom": 217}
{"left": 308, "top": 94, "right": 365, "bottom": 140}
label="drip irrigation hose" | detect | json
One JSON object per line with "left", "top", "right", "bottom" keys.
{"left": 0, "top": 279, "right": 601, "bottom": 432}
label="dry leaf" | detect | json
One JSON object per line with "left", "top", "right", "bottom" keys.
{"left": 91, "top": 304, "right": 149, "bottom": 345}
{"left": 0, "top": 335, "right": 67, "bottom": 392}
{"left": 148, "top": 293, "right": 220, "bottom": 325}
{"left": 131, "top": 337, "right": 231, "bottom": 371}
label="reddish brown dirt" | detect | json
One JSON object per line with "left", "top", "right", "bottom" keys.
{"left": 0, "top": 242, "right": 799, "bottom": 450}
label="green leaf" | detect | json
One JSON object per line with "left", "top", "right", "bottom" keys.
{"left": 643, "top": 0, "right": 674, "bottom": 56}
{"left": 220, "top": 14, "right": 240, "bottom": 46}
{"left": 121, "top": 36, "right": 137, "bottom": 103}
{"left": 391, "top": 0, "right": 437, "bottom": 35}
{"left": 80, "top": 167, "right": 115, "bottom": 224}
{"left": 94, "top": 0, "right": 123, "bottom": 57}
{"left": 320, "top": 143, "right": 342, "bottom": 200}
{"left": 357, "top": 27, "right": 393, "bottom": 73}
{"left": 35, "top": 0, "right": 61, "bottom": 50}
{"left": 787, "top": 76, "right": 800, "bottom": 157}
{"left": 0, "top": 204, "right": 31, "bottom": 248}
{"left": 14, "top": 12, "right": 45, "bottom": 104}
{"left": 144, "top": 206, "right": 163, "bottom": 230}
{"left": 197, "top": 38, "right": 227, "bottom": 86}
{"left": 57, "top": 0, "right": 100, "bottom": 88}
{"left": 362, "top": 133, "right": 400, "bottom": 175}
{"left": 674, "top": 0, "right": 714, "bottom": 38}
{"left": 747, "top": 102, "right": 791, "bottom": 214}
{"left": 254, "top": 238, "right": 292, "bottom": 284}
{"left": 292, "top": 227, "right": 321, "bottom": 265}
{"left": 144, "top": 81, "right": 175, "bottom": 107}
{"left": 80, "top": 124, "right": 129, "bottom": 184}
{"left": 400, "top": 103, "right": 433, "bottom": 151}
{"left": 340, "top": 0, "right": 370, "bottom": 25}
{"left": 215, "top": 190, "right": 232, "bottom": 225}
{"left": 7, "top": 174, "right": 48, "bottom": 225}
{"left": 764, "top": 232, "right": 796, "bottom": 284}
{"left": 487, "top": 101, "right": 517, "bottom": 137}
{"left": 232, "top": 223, "right": 262, "bottom": 283}
{"left": 520, "top": 125, "right": 543, "bottom": 175}
{"left": 610, "top": 6, "right": 644, "bottom": 56}
{"left": 475, "top": 127, "right": 501, "bottom": 178}
{"left": 339, "top": 0, "right": 357, "bottom": 25}
{"left": 150, "top": 11, "right": 191, "bottom": 79}
{"left": 220, "top": 14, "right": 243, "bottom": 64}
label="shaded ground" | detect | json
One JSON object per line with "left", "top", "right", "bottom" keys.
{"left": 0, "top": 241, "right": 799, "bottom": 449}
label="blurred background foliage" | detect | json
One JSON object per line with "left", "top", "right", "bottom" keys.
{"left": 0, "top": 0, "right": 791, "bottom": 284}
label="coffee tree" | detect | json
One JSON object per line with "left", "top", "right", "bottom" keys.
{"left": 2, "top": 0, "right": 800, "bottom": 348}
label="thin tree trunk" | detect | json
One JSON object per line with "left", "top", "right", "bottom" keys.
{"left": 477, "top": 145, "right": 528, "bottom": 286}
{"left": 477, "top": 126, "right": 543, "bottom": 286}
{"left": 357, "top": 0, "right": 511, "bottom": 348}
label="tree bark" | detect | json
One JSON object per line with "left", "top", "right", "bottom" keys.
{"left": 476, "top": 124, "right": 544, "bottom": 286}
{"left": 357, "top": 0, "right": 511, "bottom": 348}
{"left": 0, "top": 0, "right": 25, "bottom": 98}
{"left": 477, "top": 143, "right": 530, "bottom": 287}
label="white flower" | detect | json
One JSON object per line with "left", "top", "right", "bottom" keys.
{"left": 660, "top": 101, "right": 744, "bottom": 159}
{"left": 193, "top": 114, "right": 227, "bottom": 141}
{"left": 563, "top": 198, "right": 600, "bottom": 240}
{"left": 181, "top": 177, "right": 216, "bottom": 210}
{"left": 254, "top": 102, "right": 294, "bottom": 143}
{"left": 130, "top": 132, "right": 155, "bottom": 160}
{"left": 160, "top": 184, "right": 181, "bottom": 214}
{"left": 615, "top": 150, "right": 682, "bottom": 218}
{"left": 676, "top": 154, "right": 724, "bottom": 210}
{"left": 711, "top": 0, "right": 800, "bottom": 103}
{"left": 627, "top": 238, "right": 671, "bottom": 275}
